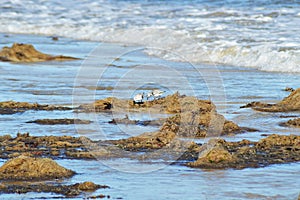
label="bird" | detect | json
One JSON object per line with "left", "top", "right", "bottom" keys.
{"left": 146, "top": 91, "right": 153, "bottom": 100}
{"left": 152, "top": 89, "right": 165, "bottom": 100}
{"left": 133, "top": 92, "right": 144, "bottom": 105}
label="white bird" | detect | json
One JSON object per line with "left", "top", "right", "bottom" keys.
{"left": 133, "top": 93, "right": 144, "bottom": 104}
{"left": 152, "top": 89, "right": 165, "bottom": 100}
{"left": 146, "top": 91, "right": 153, "bottom": 100}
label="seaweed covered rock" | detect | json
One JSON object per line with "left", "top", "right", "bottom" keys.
{"left": 0, "top": 182, "right": 109, "bottom": 197}
{"left": 113, "top": 131, "right": 176, "bottom": 150}
{"left": 0, "top": 43, "right": 79, "bottom": 62}
{"left": 108, "top": 115, "right": 163, "bottom": 126}
{"left": 188, "top": 139, "right": 237, "bottom": 168}
{"left": 79, "top": 92, "right": 196, "bottom": 113}
{"left": 0, "top": 100, "right": 71, "bottom": 114}
{"left": 160, "top": 112, "right": 243, "bottom": 138}
{"left": 75, "top": 181, "right": 102, "bottom": 191}
{"left": 159, "top": 95, "right": 246, "bottom": 137}
{"left": 26, "top": 118, "right": 92, "bottom": 125}
{"left": 111, "top": 130, "right": 201, "bottom": 161}
{"left": 255, "top": 134, "right": 300, "bottom": 148}
{"left": 280, "top": 118, "right": 300, "bottom": 128}
{"left": 241, "top": 88, "right": 300, "bottom": 112}
{"left": 0, "top": 133, "right": 116, "bottom": 160}
{"left": 0, "top": 155, "right": 74, "bottom": 180}
{"left": 187, "top": 134, "right": 300, "bottom": 169}
{"left": 84, "top": 93, "right": 249, "bottom": 137}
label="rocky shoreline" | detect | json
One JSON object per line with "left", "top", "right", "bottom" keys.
{"left": 0, "top": 132, "right": 299, "bottom": 169}
{"left": 0, "top": 49, "right": 300, "bottom": 198}
{"left": 0, "top": 96, "right": 300, "bottom": 198}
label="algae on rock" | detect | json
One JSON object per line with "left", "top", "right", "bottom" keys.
{"left": 0, "top": 43, "right": 79, "bottom": 62}
{"left": 0, "top": 155, "right": 74, "bottom": 180}
{"left": 241, "top": 88, "right": 300, "bottom": 112}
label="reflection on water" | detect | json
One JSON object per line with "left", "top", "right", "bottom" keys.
{"left": 0, "top": 33, "right": 299, "bottom": 199}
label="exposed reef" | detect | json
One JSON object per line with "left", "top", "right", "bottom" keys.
{"left": 241, "top": 88, "right": 300, "bottom": 112}
{"left": 188, "top": 134, "right": 300, "bottom": 169}
{"left": 0, "top": 181, "right": 109, "bottom": 197}
{"left": 0, "top": 133, "right": 112, "bottom": 160}
{"left": 26, "top": 118, "right": 92, "bottom": 125}
{"left": 0, "top": 100, "right": 71, "bottom": 114}
{"left": 280, "top": 118, "right": 300, "bottom": 128}
{"left": 0, "top": 43, "right": 79, "bottom": 62}
{"left": 79, "top": 93, "right": 255, "bottom": 137}
{"left": 109, "top": 115, "right": 163, "bottom": 126}
{"left": 0, "top": 155, "right": 74, "bottom": 180}
{"left": 1, "top": 132, "right": 299, "bottom": 170}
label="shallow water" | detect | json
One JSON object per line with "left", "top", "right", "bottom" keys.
{"left": 0, "top": 33, "right": 299, "bottom": 199}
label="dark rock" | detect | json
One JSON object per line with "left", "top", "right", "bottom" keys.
{"left": 51, "top": 36, "right": 59, "bottom": 41}
{"left": 0, "top": 100, "right": 72, "bottom": 114}
{"left": 109, "top": 115, "right": 163, "bottom": 126}
{"left": 284, "top": 87, "right": 294, "bottom": 92}
{"left": 26, "top": 118, "right": 92, "bottom": 125}
{"left": 0, "top": 182, "right": 109, "bottom": 197}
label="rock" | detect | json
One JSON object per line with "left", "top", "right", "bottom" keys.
{"left": 0, "top": 100, "right": 71, "bottom": 114}
{"left": 78, "top": 97, "right": 115, "bottom": 112}
{"left": 113, "top": 131, "right": 176, "bottom": 150}
{"left": 1, "top": 133, "right": 299, "bottom": 170}
{"left": 241, "top": 88, "right": 300, "bottom": 112}
{"left": 87, "top": 194, "right": 108, "bottom": 199}
{"left": 0, "top": 132, "right": 116, "bottom": 160}
{"left": 26, "top": 118, "right": 92, "bottom": 125}
{"left": 78, "top": 92, "right": 190, "bottom": 113}
{"left": 0, "top": 155, "right": 74, "bottom": 180}
{"left": 279, "top": 118, "right": 300, "bottom": 128}
{"left": 187, "top": 139, "right": 237, "bottom": 168}
{"left": 0, "top": 182, "right": 109, "bottom": 197}
{"left": 65, "top": 149, "right": 111, "bottom": 159}
{"left": 160, "top": 105, "right": 248, "bottom": 138}
{"left": 75, "top": 181, "right": 101, "bottom": 191}
{"left": 0, "top": 43, "right": 79, "bottom": 62}
{"left": 187, "top": 134, "right": 300, "bottom": 169}
{"left": 108, "top": 115, "right": 163, "bottom": 126}
{"left": 82, "top": 93, "right": 252, "bottom": 138}
{"left": 279, "top": 115, "right": 299, "bottom": 118}
{"left": 256, "top": 134, "right": 300, "bottom": 148}
{"left": 0, "top": 135, "right": 11, "bottom": 142}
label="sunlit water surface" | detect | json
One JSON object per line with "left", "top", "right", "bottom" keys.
{"left": 0, "top": 33, "right": 299, "bottom": 199}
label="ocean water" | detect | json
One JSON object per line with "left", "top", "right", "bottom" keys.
{"left": 0, "top": 1, "right": 300, "bottom": 199}
{"left": 0, "top": 33, "right": 300, "bottom": 200}
{"left": 0, "top": 0, "right": 300, "bottom": 72}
